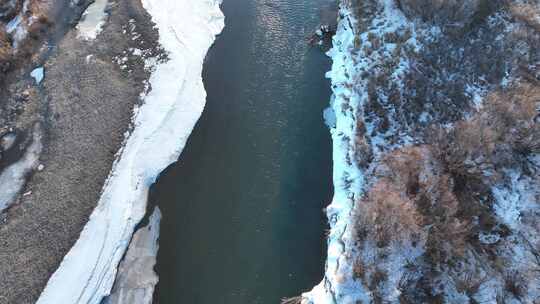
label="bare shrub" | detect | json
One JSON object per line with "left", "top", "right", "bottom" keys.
{"left": 353, "top": 258, "right": 366, "bottom": 281}
{"left": 370, "top": 268, "right": 388, "bottom": 303}
{"left": 0, "top": 25, "right": 12, "bottom": 73}
{"left": 396, "top": 0, "right": 492, "bottom": 27}
{"left": 26, "top": 0, "right": 53, "bottom": 39}
{"left": 486, "top": 83, "right": 540, "bottom": 156}
{"left": 354, "top": 121, "right": 373, "bottom": 168}
{"left": 355, "top": 179, "right": 422, "bottom": 248}
{"left": 424, "top": 218, "right": 471, "bottom": 267}
{"left": 503, "top": 271, "right": 527, "bottom": 300}
{"left": 354, "top": 145, "right": 487, "bottom": 267}
{"left": 433, "top": 82, "right": 540, "bottom": 184}
{"left": 451, "top": 265, "right": 489, "bottom": 297}
{"left": 509, "top": 2, "right": 540, "bottom": 32}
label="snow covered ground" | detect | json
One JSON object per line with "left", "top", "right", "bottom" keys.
{"left": 36, "top": 0, "right": 224, "bottom": 303}
{"left": 302, "top": 6, "right": 365, "bottom": 302}
{"left": 303, "top": 2, "right": 418, "bottom": 302}
{"left": 304, "top": 0, "right": 540, "bottom": 303}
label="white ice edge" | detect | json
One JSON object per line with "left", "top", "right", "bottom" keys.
{"left": 37, "top": 0, "right": 224, "bottom": 303}
{"left": 302, "top": 7, "right": 366, "bottom": 304}
{"left": 303, "top": 1, "right": 414, "bottom": 303}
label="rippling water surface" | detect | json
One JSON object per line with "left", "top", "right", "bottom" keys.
{"left": 151, "top": 0, "right": 335, "bottom": 302}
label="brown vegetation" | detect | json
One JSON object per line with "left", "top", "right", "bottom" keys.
{"left": 356, "top": 180, "right": 421, "bottom": 248}
{"left": 433, "top": 82, "right": 540, "bottom": 183}
{"left": 26, "top": 0, "right": 53, "bottom": 38}
{"left": 0, "top": 0, "right": 54, "bottom": 83}
{"left": 0, "top": 0, "right": 22, "bottom": 22}
{"left": 346, "top": 0, "right": 540, "bottom": 302}
{"left": 0, "top": 25, "right": 12, "bottom": 72}
{"left": 354, "top": 148, "right": 426, "bottom": 248}
{"left": 353, "top": 146, "right": 476, "bottom": 259}
{"left": 351, "top": 80, "right": 540, "bottom": 300}
{"left": 360, "top": 82, "right": 539, "bottom": 248}
{"left": 509, "top": 2, "right": 540, "bottom": 32}
{"left": 396, "top": 0, "right": 496, "bottom": 29}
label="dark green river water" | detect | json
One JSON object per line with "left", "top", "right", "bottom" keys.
{"left": 151, "top": 0, "right": 334, "bottom": 302}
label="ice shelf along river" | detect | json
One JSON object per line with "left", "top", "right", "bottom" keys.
{"left": 149, "top": 0, "right": 335, "bottom": 302}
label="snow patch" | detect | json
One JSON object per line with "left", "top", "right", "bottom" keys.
{"left": 6, "top": 14, "right": 22, "bottom": 33}
{"left": 76, "top": 0, "right": 109, "bottom": 40}
{"left": 493, "top": 170, "right": 539, "bottom": 232}
{"left": 31, "top": 67, "right": 44, "bottom": 84}
{"left": 0, "top": 124, "right": 42, "bottom": 212}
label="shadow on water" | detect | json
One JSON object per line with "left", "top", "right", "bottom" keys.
{"left": 151, "top": 0, "right": 335, "bottom": 302}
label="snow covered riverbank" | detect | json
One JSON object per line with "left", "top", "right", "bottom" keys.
{"left": 305, "top": 0, "right": 540, "bottom": 303}
{"left": 302, "top": 6, "right": 363, "bottom": 303}
{"left": 36, "top": 0, "right": 224, "bottom": 303}
{"left": 303, "top": 2, "right": 418, "bottom": 301}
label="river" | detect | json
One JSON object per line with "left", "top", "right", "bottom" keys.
{"left": 150, "top": 0, "right": 335, "bottom": 302}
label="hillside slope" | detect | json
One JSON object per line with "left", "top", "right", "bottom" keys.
{"left": 305, "top": 0, "right": 539, "bottom": 303}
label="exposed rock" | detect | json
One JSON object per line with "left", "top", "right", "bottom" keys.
{"left": 102, "top": 207, "right": 161, "bottom": 304}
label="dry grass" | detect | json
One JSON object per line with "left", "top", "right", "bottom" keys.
{"left": 509, "top": 2, "right": 540, "bottom": 32}
{"left": 503, "top": 271, "right": 527, "bottom": 300}
{"left": 434, "top": 82, "right": 540, "bottom": 183}
{"left": 26, "top": 0, "right": 53, "bottom": 39}
{"left": 348, "top": 1, "right": 539, "bottom": 301}
{"left": 370, "top": 268, "right": 388, "bottom": 304}
{"left": 353, "top": 146, "right": 472, "bottom": 255}
{"left": 355, "top": 179, "right": 422, "bottom": 248}
{"left": 352, "top": 82, "right": 539, "bottom": 298}
{"left": 0, "top": 0, "right": 54, "bottom": 81}
{"left": 396, "top": 0, "right": 491, "bottom": 27}
{"left": 0, "top": 25, "right": 12, "bottom": 73}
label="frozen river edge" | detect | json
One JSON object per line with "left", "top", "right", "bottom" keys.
{"left": 36, "top": 0, "right": 224, "bottom": 303}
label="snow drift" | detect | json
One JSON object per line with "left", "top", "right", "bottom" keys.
{"left": 36, "top": 0, "right": 224, "bottom": 303}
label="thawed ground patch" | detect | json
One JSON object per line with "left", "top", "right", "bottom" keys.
{"left": 36, "top": 0, "right": 224, "bottom": 303}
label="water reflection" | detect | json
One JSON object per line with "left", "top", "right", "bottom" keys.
{"left": 152, "top": 0, "right": 335, "bottom": 302}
